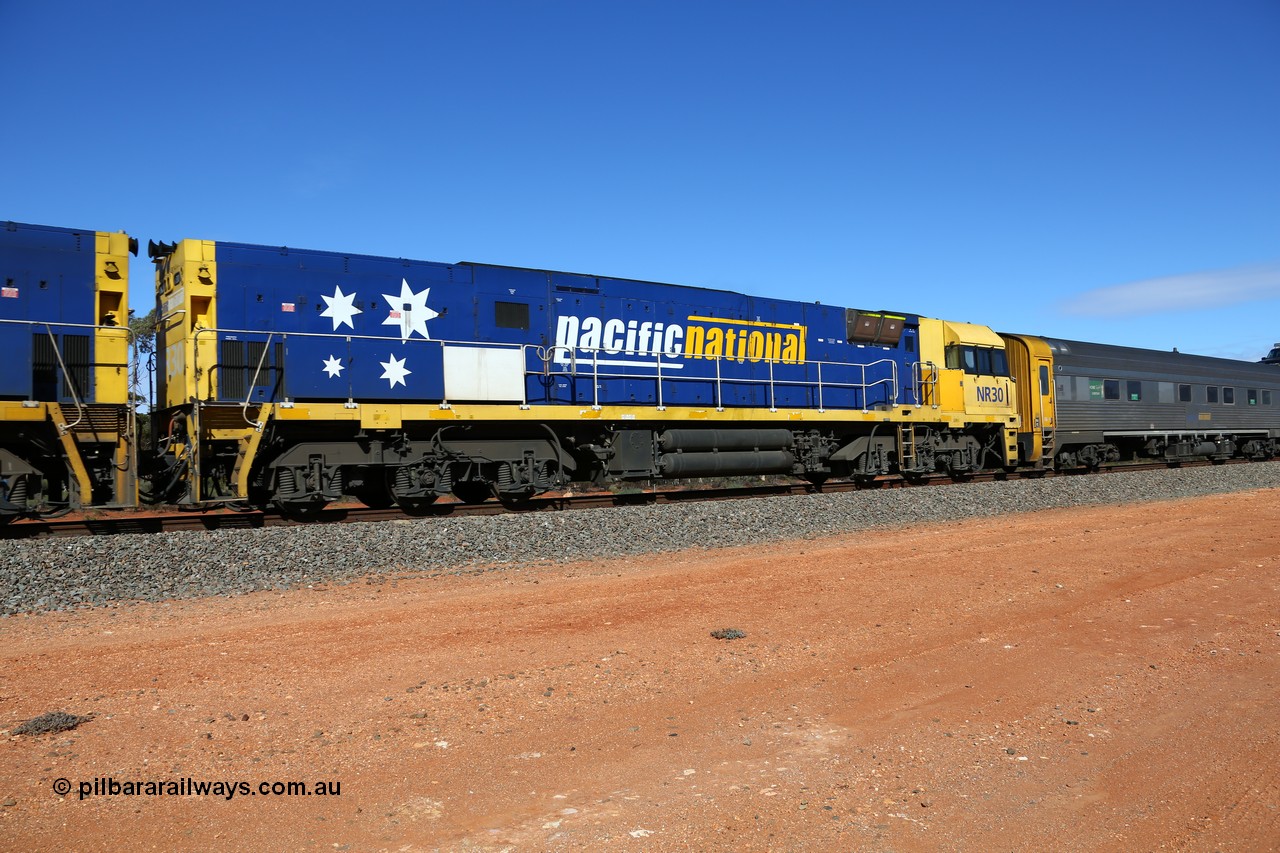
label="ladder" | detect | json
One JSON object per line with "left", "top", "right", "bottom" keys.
{"left": 897, "top": 424, "right": 917, "bottom": 473}
{"left": 1041, "top": 429, "right": 1056, "bottom": 463}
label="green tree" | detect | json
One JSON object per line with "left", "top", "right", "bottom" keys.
{"left": 127, "top": 308, "right": 158, "bottom": 448}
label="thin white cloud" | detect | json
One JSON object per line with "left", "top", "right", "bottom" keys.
{"left": 1060, "top": 261, "right": 1280, "bottom": 316}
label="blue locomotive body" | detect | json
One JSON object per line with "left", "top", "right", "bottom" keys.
{"left": 149, "top": 236, "right": 956, "bottom": 509}
{"left": 1, "top": 222, "right": 108, "bottom": 403}
{"left": 200, "top": 241, "right": 918, "bottom": 414}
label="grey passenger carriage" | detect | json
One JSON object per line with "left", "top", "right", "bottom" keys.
{"left": 1049, "top": 339, "right": 1280, "bottom": 465}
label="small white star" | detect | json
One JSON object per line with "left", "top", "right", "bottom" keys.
{"left": 321, "top": 355, "right": 344, "bottom": 378}
{"left": 320, "top": 285, "right": 362, "bottom": 330}
{"left": 379, "top": 353, "right": 411, "bottom": 389}
{"left": 381, "top": 279, "right": 440, "bottom": 341}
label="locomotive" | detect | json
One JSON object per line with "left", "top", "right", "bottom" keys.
{"left": 1, "top": 219, "right": 1277, "bottom": 521}
{"left": 144, "top": 236, "right": 1023, "bottom": 513}
{"left": 0, "top": 222, "right": 137, "bottom": 519}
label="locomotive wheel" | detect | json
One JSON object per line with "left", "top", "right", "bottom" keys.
{"left": 452, "top": 481, "right": 492, "bottom": 504}
{"left": 354, "top": 479, "right": 395, "bottom": 510}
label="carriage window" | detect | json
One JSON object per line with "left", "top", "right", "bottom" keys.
{"left": 1223, "top": 387, "right": 1235, "bottom": 404}
{"left": 1103, "top": 379, "right": 1120, "bottom": 400}
{"left": 1178, "top": 383, "right": 1192, "bottom": 402}
{"left": 1127, "top": 381, "right": 1142, "bottom": 402}
{"left": 1207, "top": 386, "right": 1219, "bottom": 403}
{"left": 1247, "top": 389, "right": 1258, "bottom": 405}
{"left": 1264, "top": 390, "right": 1273, "bottom": 405}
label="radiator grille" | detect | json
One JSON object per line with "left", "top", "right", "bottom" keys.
{"left": 216, "top": 339, "right": 285, "bottom": 401}
{"left": 32, "top": 333, "right": 92, "bottom": 403}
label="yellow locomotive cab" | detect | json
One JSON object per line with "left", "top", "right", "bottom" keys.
{"left": 916, "top": 318, "right": 1020, "bottom": 467}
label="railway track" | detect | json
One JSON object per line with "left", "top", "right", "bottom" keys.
{"left": 0, "top": 457, "right": 1260, "bottom": 539}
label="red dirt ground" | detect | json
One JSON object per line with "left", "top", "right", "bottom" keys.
{"left": 2, "top": 489, "right": 1278, "bottom": 851}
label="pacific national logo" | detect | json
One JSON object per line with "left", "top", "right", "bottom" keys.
{"left": 554, "top": 314, "right": 807, "bottom": 369}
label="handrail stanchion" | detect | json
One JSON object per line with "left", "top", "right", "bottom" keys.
{"left": 656, "top": 347, "right": 665, "bottom": 411}
{"left": 438, "top": 340, "right": 451, "bottom": 409}
{"left": 345, "top": 336, "right": 356, "bottom": 409}
{"left": 592, "top": 349, "right": 601, "bottom": 411}
{"left": 520, "top": 344, "right": 531, "bottom": 410}
{"left": 817, "top": 361, "right": 824, "bottom": 413}
{"left": 768, "top": 358, "right": 776, "bottom": 412}
{"left": 715, "top": 355, "right": 724, "bottom": 411}
{"left": 241, "top": 331, "right": 275, "bottom": 429}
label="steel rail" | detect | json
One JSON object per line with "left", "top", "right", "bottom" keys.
{"left": 2, "top": 457, "right": 1272, "bottom": 540}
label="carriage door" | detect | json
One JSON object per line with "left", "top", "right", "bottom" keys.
{"left": 1002, "top": 334, "right": 1055, "bottom": 466}
{"left": 1035, "top": 353, "right": 1055, "bottom": 461}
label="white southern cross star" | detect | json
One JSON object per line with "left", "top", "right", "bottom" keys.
{"left": 321, "top": 355, "right": 344, "bottom": 378}
{"left": 320, "top": 284, "right": 362, "bottom": 330}
{"left": 381, "top": 279, "right": 439, "bottom": 341}
{"left": 379, "top": 353, "right": 411, "bottom": 389}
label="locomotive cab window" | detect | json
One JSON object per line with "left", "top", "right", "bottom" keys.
{"left": 1103, "top": 379, "right": 1120, "bottom": 400}
{"left": 1178, "top": 384, "right": 1192, "bottom": 402}
{"left": 945, "top": 345, "right": 1008, "bottom": 376}
{"left": 494, "top": 301, "right": 530, "bottom": 330}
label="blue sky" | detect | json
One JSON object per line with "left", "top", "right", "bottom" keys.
{"left": 2, "top": 1, "right": 1277, "bottom": 360}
